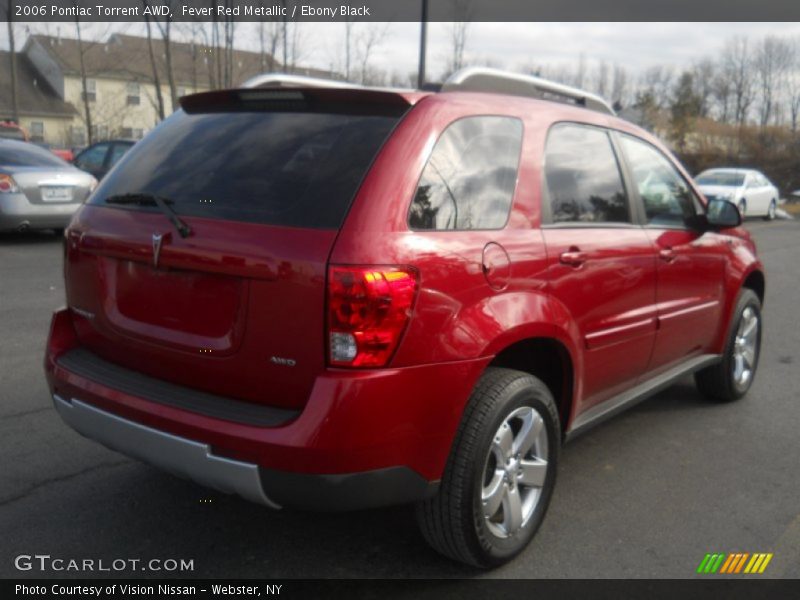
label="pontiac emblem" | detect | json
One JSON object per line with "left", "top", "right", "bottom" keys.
{"left": 152, "top": 233, "right": 163, "bottom": 268}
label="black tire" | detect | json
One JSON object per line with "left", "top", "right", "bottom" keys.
{"left": 416, "top": 367, "right": 560, "bottom": 568}
{"left": 695, "top": 288, "right": 762, "bottom": 402}
{"left": 764, "top": 199, "right": 777, "bottom": 221}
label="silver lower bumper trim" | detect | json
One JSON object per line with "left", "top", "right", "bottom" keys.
{"left": 53, "top": 394, "right": 280, "bottom": 509}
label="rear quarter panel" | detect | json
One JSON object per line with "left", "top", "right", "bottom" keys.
{"left": 331, "top": 94, "right": 593, "bottom": 417}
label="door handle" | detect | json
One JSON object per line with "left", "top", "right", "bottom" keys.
{"left": 560, "top": 248, "right": 587, "bottom": 267}
{"left": 659, "top": 248, "right": 676, "bottom": 263}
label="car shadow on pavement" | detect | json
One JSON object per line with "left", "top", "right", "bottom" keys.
{"left": 4, "top": 459, "right": 478, "bottom": 579}
{"left": 629, "top": 379, "right": 712, "bottom": 414}
{"left": 0, "top": 230, "right": 63, "bottom": 245}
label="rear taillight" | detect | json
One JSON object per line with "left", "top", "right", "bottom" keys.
{"left": 327, "top": 265, "right": 418, "bottom": 367}
{"left": 0, "top": 174, "right": 19, "bottom": 193}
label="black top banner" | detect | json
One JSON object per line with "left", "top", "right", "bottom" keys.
{"left": 3, "top": 0, "right": 800, "bottom": 22}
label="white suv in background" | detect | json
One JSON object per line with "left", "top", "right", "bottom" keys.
{"left": 696, "top": 168, "right": 780, "bottom": 220}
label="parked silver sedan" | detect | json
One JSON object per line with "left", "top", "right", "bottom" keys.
{"left": 0, "top": 140, "right": 97, "bottom": 232}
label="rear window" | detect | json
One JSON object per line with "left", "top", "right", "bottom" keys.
{"left": 0, "top": 127, "right": 26, "bottom": 142}
{"left": 89, "top": 109, "right": 400, "bottom": 229}
{"left": 696, "top": 171, "right": 745, "bottom": 187}
{"left": 0, "top": 141, "right": 67, "bottom": 167}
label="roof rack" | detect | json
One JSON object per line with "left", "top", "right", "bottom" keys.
{"left": 442, "top": 67, "right": 616, "bottom": 116}
{"left": 242, "top": 73, "right": 363, "bottom": 90}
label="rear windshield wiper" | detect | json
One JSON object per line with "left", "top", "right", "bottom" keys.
{"left": 104, "top": 193, "right": 192, "bottom": 239}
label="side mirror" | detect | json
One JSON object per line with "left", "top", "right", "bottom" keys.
{"left": 706, "top": 198, "right": 742, "bottom": 229}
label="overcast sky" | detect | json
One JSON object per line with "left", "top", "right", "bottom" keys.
{"left": 5, "top": 22, "right": 800, "bottom": 81}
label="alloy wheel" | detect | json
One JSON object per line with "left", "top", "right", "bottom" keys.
{"left": 732, "top": 306, "right": 759, "bottom": 388}
{"left": 481, "top": 406, "right": 549, "bottom": 538}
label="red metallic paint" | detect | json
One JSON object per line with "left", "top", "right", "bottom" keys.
{"left": 46, "top": 89, "right": 764, "bottom": 486}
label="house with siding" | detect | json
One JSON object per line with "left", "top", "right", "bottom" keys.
{"left": 2, "top": 32, "right": 336, "bottom": 147}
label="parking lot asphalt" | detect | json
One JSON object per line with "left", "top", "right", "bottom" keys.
{"left": 1, "top": 220, "right": 798, "bottom": 579}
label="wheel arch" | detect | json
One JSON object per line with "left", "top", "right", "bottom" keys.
{"left": 488, "top": 337, "right": 576, "bottom": 439}
{"left": 742, "top": 268, "right": 765, "bottom": 306}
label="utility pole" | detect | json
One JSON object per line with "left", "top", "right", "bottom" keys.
{"left": 417, "top": 0, "right": 428, "bottom": 88}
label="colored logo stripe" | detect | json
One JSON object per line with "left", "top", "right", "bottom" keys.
{"left": 698, "top": 552, "right": 773, "bottom": 574}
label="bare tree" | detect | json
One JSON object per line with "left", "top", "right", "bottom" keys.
{"left": 5, "top": 1, "right": 19, "bottom": 124}
{"left": 574, "top": 53, "right": 586, "bottom": 89}
{"left": 224, "top": 13, "right": 236, "bottom": 86}
{"left": 143, "top": 6, "right": 165, "bottom": 120}
{"left": 691, "top": 58, "right": 715, "bottom": 118}
{"left": 74, "top": 17, "right": 94, "bottom": 145}
{"left": 787, "top": 38, "right": 800, "bottom": 132}
{"left": 753, "top": 35, "right": 793, "bottom": 127}
{"left": 288, "top": 22, "right": 306, "bottom": 72}
{"left": 280, "top": 0, "right": 288, "bottom": 71}
{"left": 143, "top": 1, "right": 178, "bottom": 107}
{"left": 258, "top": 17, "right": 281, "bottom": 72}
{"left": 595, "top": 60, "right": 609, "bottom": 98}
{"left": 610, "top": 64, "right": 629, "bottom": 109}
{"left": 640, "top": 65, "right": 674, "bottom": 109}
{"left": 343, "top": 20, "right": 354, "bottom": 80}
{"left": 449, "top": 0, "right": 472, "bottom": 74}
{"left": 721, "top": 36, "right": 754, "bottom": 126}
{"left": 356, "top": 23, "right": 390, "bottom": 84}
{"left": 711, "top": 68, "right": 733, "bottom": 123}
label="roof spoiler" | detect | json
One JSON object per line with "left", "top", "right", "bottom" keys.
{"left": 442, "top": 67, "right": 616, "bottom": 116}
{"left": 179, "top": 86, "right": 413, "bottom": 117}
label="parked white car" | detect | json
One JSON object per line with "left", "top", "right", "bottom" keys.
{"left": 695, "top": 168, "right": 779, "bottom": 220}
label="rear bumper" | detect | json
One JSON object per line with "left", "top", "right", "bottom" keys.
{"left": 0, "top": 193, "right": 80, "bottom": 231}
{"left": 53, "top": 394, "right": 436, "bottom": 510}
{"left": 45, "top": 308, "right": 488, "bottom": 510}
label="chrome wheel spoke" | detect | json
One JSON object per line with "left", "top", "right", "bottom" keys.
{"left": 502, "top": 484, "right": 523, "bottom": 534}
{"left": 482, "top": 472, "right": 506, "bottom": 519}
{"left": 518, "top": 458, "right": 547, "bottom": 487}
{"left": 513, "top": 410, "right": 543, "bottom": 457}
{"left": 494, "top": 423, "right": 514, "bottom": 460}
{"left": 732, "top": 307, "right": 759, "bottom": 387}
{"left": 733, "top": 354, "right": 746, "bottom": 383}
{"left": 741, "top": 316, "right": 757, "bottom": 340}
{"left": 742, "top": 346, "right": 756, "bottom": 368}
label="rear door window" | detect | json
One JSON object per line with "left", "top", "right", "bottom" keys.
{"left": 408, "top": 116, "right": 523, "bottom": 230}
{"left": 544, "top": 124, "right": 630, "bottom": 224}
{"left": 76, "top": 143, "right": 110, "bottom": 171}
{"left": 89, "top": 110, "right": 400, "bottom": 229}
{"left": 109, "top": 143, "right": 131, "bottom": 167}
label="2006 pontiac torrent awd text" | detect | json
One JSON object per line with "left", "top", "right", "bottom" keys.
{"left": 45, "top": 69, "right": 765, "bottom": 567}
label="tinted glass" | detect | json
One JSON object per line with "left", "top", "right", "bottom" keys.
{"left": 409, "top": 116, "right": 522, "bottom": 230}
{"left": 0, "top": 140, "right": 67, "bottom": 167}
{"left": 89, "top": 110, "right": 399, "bottom": 229}
{"left": 696, "top": 171, "right": 745, "bottom": 187}
{"left": 76, "top": 144, "right": 110, "bottom": 170}
{"left": 109, "top": 143, "right": 131, "bottom": 167}
{"left": 620, "top": 135, "right": 698, "bottom": 227}
{"left": 544, "top": 125, "right": 629, "bottom": 224}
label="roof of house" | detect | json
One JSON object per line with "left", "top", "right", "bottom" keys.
{"left": 27, "top": 33, "right": 338, "bottom": 89}
{"left": 0, "top": 51, "right": 78, "bottom": 119}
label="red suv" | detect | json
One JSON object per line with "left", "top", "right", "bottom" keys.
{"left": 45, "top": 69, "right": 765, "bottom": 567}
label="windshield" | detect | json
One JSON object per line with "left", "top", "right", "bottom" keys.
{"left": 696, "top": 171, "right": 746, "bottom": 187}
{"left": 0, "top": 141, "right": 68, "bottom": 167}
{"left": 89, "top": 109, "right": 401, "bottom": 229}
